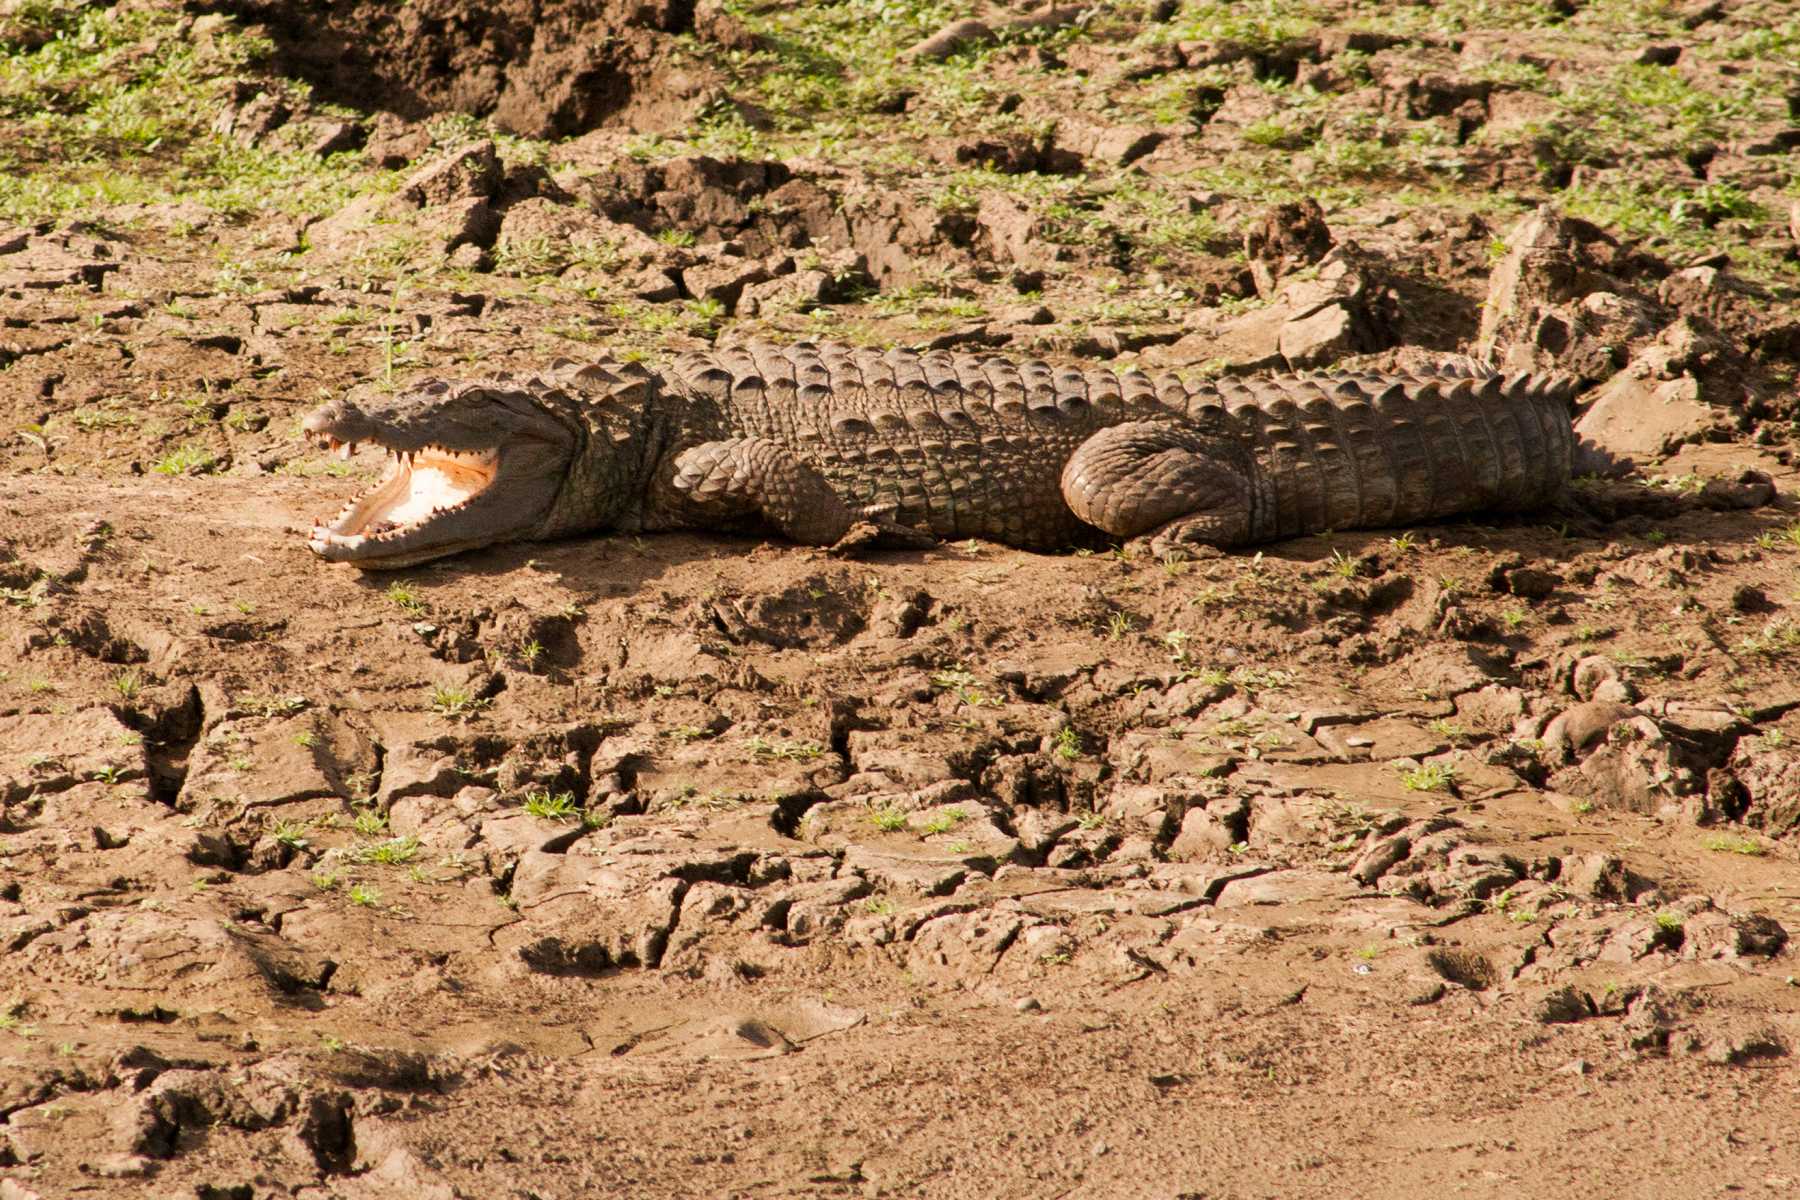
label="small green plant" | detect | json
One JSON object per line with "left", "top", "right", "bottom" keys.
{"left": 523, "top": 789, "right": 579, "bottom": 821}
{"left": 870, "top": 806, "right": 908, "bottom": 833}
{"left": 271, "top": 821, "right": 309, "bottom": 850}
{"left": 312, "top": 871, "right": 340, "bottom": 891}
{"left": 1327, "top": 549, "right": 1361, "bottom": 579}
{"left": 347, "top": 883, "right": 382, "bottom": 908}
{"left": 151, "top": 443, "right": 218, "bottom": 476}
{"left": 1427, "top": 719, "right": 1471, "bottom": 745}
{"left": 1076, "top": 811, "right": 1107, "bottom": 831}
{"left": 746, "top": 735, "right": 824, "bottom": 762}
{"left": 113, "top": 670, "right": 142, "bottom": 700}
{"left": 319, "top": 1033, "right": 346, "bottom": 1052}
{"left": 1653, "top": 911, "right": 1683, "bottom": 934}
{"left": 1399, "top": 763, "right": 1456, "bottom": 793}
{"left": 1106, "top": 611, "right": 1134, "bottom": 640}
{"left": 385, "top": 582, "right": 426, "bottom": 615}
{"left": 292, "top": 731, "right": 317, "bottom": 749}
{"left": 430, "top": 685, "right": 490, "bottom": 719}
{"left": 921, "top": 807, "right": 967, "bottom": 836}
{"left": 1701, "top": 833, "right": 1766, "bottom": 856}
{"left": 357, "top": 836, "right": 419, "bottom": 865}
{"left": 351, "top": 810, "right": 388, "bottom": 837}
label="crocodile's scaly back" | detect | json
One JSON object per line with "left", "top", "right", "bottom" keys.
{"left": 659, "top": 342, "right": 1575, "bottom": 547}
{"left": 302, "top": 339, "right": 1579, "bottom": 568}
{"left": 1195, "top": 362, "right": 1577, "bottom": 541}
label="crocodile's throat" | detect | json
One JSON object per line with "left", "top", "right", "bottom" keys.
{"left": 308, "top": 437, "right": 501, "bottom": 557}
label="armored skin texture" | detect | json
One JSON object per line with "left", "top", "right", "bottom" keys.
{"left": 301, "top": 340, "right": 1579, "bottom": 569}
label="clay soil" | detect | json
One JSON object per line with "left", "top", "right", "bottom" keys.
{"left": 4, "top": 1, "right": 1800, "bottom": 1196}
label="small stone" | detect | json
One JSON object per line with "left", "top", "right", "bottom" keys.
{"left": 1554, "top": 1058, "right": 1591, "bottom": 1076}
{"left": 1730, "top": 584, "right": 1769, "bottom": 613}
{"left": 1635, "top": 44, "right": 1682, "bottom": 65}
{"left": 1534, "top": 984, "right": 1592, "bottom": 1024}
{"left": 1015, "top": 996, "right": 1043, "bottom": 1013}
{"left": 1505, "top": 566, "right": 1560, "bottom": 599}
{"left": 904, "top": 18, "right": 995, "bottom": 62}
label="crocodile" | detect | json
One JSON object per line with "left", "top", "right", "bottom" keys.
{"left": 302, "top": 340, "right": 1579, "bottom": 569}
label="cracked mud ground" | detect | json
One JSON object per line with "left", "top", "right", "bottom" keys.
{"left": 4, "top": 1, "right": 1800, "bottom": 1196}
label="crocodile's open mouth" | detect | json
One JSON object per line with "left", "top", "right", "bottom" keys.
{"left": 306, "top": 436, "right": 501, "bottom": 557}
{"left": 300, "top": 377, "right": 578, "bottom": 569}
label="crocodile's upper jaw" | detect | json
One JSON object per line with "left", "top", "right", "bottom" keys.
{"left": 302, "top": 383, "right": 575, "bottom": 569}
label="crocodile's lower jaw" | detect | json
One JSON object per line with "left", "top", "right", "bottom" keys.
{"left": 308, "top": 439, "right": 500, "bottom": 565}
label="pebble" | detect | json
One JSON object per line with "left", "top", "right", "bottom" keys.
{"left": 1015, "top": 996, "right": 1043, "bottom": 1013}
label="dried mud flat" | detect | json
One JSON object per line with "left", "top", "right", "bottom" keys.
{"left": 4, "top": 1, "right": 1800, "bottom": 1197}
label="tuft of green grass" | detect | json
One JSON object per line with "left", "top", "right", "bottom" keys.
{"left": 430, "top": 685, "right": 490, "bottom": 719}
{"left": 1701, "top": 833, "right": 1766, "bottom": 856}
{"left": 1399, "top": 763, "right": 1456, "bottom": 793}
{"left": 523, "top": 789, "right": 579, "bottom": 821}
{"left": 921, "top": 806, "right": 967, "bottom": 836}
{"left": 385, "top": 582, "right": 426, "bottom": 616}
{"left": 151, "top": 443, "right": 219, "bottom": 476}
{"left": 270, "top": 820, "right": 309, "bottom": 851}
{"left": 870, "top": 806, "right": 908, "bottom": 833}
{"left": 356, "top": 835, "right": 419, "bottom": 865}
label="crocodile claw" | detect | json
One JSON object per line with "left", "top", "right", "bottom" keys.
{"left": 828, "top": 519, "right": 937, "bottom": 556}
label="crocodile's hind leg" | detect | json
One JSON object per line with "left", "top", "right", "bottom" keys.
{"left": 670, "top": 438, "right": 934, "bottom": 549}
{"left": 1061, "top": 420, "right": 1258, "bottom": 552}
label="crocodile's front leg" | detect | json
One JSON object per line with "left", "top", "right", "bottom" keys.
{"left": 1060, "top": 420, "right": 1260, "bottom": 551}
{"left": 667, "top": 438, "right": 934, "bottom": 548}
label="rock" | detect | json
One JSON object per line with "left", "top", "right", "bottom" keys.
{"left": 1548, "top": 711, "right": 1706, "bottom": 819}
{"left": 1561, "top": 853, "right": 1641, "bottom": 901}
{"left": 395, "top": 141, "right": 503, "bottom": 208}
{"left": 1243, "top": 197, "right": 1332, "bottom": 298}
{"left": 1684, "top": 912, "right": 1788, "bottom": 959}
{"left": 1733, "top": 733, "right": 1800, "bottom": 835}
{"left": 1542, "top": 701, "right": 1639, "bottom": 757}
{"left": 1279, "top": 303, "right": 1361, "bottom": 369}
{"left": 304, "top": 119, "right": 364, "bottom": 157}
{"left": 421, "top": 196, "right": 502, "bottom": 253}
{"left": 504, "top": 845, "right": 690, "bottom": 971}
{"left": 178, "top": 714, "right": 376, "bottom": 812}
{"left": 904, "top": 19, "right": 995, "bottom": 62}
{"left": 1572, "top": 655, "right": 1635, "bottom": 703}
{"left": 1533, "top": 984, "right": 1592, "bottom": 1024}
{"left": 908, "top": 909, "right": 1024, "bottom": 978}
{"left": 0, "top": 709, "right": 147, "bottom": 803}
{"left": 496, "top": 197, "right": 670, "bottom": 274}
{"left": 364, "top": 114, "right": 432, "bottom": 168}
{"left": 1500, "top": 565, "right": 1560, "bottom": 599}
{"left": 211, "top": 87, "right": 290, "bottom": 147}
{"left": 1574, "top": 371, "right": 1719, "bottom": 466}
{"left": 683, "top": 256, "right": 774, "bottom": 313}
{"left": 1351, "top": 834, "right": 1410, "bottom": 886}
{"left": 1620, "top": 986, "right": 1681, "bottom": 1053}
{"left": 1056, "top": 122, "right": 1165, "bottom": 167}
{"left": 1680, "top": 1022, "right": 1788, "bottom": 1066}
{"left": 1478, "top": 205, "right": 1638, "bottom": 372}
